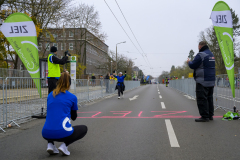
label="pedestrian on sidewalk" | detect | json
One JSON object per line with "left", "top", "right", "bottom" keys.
{"left": 109, "top": 74, "right": 115, "bottom": 93}
{"left": 91, "top": 73, "right": 96, "bottom": 87}
{"left": 105, "top": 73, "right": 110, "bottom": 93}
{"left": 42, "top": 72, "right": 88, "bottom": 156}
{"left": 165, "top": 77, "right": 169, "bottom": 87}
{"left": 187, "top": 41, "right": 215, "bottom": 122}
{"left": 47, "top": 46, "right": 69, "bottom": 94}
{"left": 114, "top": 71, "right": 126, "bottom": 99}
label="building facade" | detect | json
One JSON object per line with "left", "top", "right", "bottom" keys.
{"left": 38, "top": 28, "right": 109, "bottom": 78}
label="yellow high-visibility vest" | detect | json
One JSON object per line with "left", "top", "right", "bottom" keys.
{"left": 47, "top": 53, "right": 61, "bottom": 78}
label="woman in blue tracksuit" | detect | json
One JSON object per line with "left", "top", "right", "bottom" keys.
{"left": 114, "top": 71, "right": 126, "bottom": 99}
{"left": 42, "top": 72, "right": 88, "bottom": 156}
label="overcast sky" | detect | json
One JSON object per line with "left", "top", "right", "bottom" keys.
{"left": 74, "top": 0, "right": 240, "bottom": 77}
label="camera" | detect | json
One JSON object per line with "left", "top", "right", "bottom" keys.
{"left": 64, "top": 50, "right": 71, "bottom": 62}
{"left": 65, "top": 50, "right": 71, "bottom": 57}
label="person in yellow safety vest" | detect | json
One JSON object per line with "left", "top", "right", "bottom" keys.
{"left": 47, "top": 46, "right": 69, "bottom": 94}
{"left": 109, "top": 74, "right": 115, "bottom": 93}
{"left": 165, "top": 77, "right": 169, "bottom": 87}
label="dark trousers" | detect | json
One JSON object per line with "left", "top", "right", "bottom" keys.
{"left": 105, "top": 80, "right": 109, "bottom": 92}
{"left": 44, "top": 125, "right": 88, "bottom": 146}
{"left": 117, "top": 85, "right": 123, "bottom": 96}
{"left": 196, "top": 83, "right": 214, "bottom": 118}
{"left": 48, "top": 78, "right": 58, "bottom": 94}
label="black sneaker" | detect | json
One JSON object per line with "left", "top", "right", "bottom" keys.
{"left": 195, "top": 117, "right": 209, "bottom": 122}
{"left": 209, "top": 117, "right": 213, "bottom": 120}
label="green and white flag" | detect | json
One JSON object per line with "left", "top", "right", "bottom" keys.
{"left": 0, "top": 13, "right": 42, "bottom": 98}
{"left": 211, "top": 1, "right": 235, "bottom": 98}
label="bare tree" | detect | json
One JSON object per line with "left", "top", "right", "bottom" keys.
{"left": 64, "top": 3, "right": 107, "bottom": 42}
{"left": 0, "top": 0, "right": 72, "bottom": 67}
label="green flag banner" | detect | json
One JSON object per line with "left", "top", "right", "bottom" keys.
{"left": 211, "top": 1, "right": 235, "bottom": 98}
{"left": 0, "top": 13, "right": 42, "bottom": 98}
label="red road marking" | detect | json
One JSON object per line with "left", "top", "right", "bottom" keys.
{"left": 77, "top": 116, "right": 223, "bottom": 119}
{"left": 77, "top": 111, "right": 222, "bottom": 119}
{"left": 91, "top": 112, "right": 102, "bottom": 118}
{"left": 138, "top": 111, "right": 143, "bottom": 117}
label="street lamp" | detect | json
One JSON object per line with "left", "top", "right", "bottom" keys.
{"left": 111, "top": 60, "right": 113, "bottom": 73}
{"left": 116, "top": 41, "right": 126, "bottom": 73}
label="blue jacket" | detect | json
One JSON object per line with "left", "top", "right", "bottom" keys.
{"left": 188, "top": 45, "right": 215, "bottom": 87}
{"left": 115, "top": 74, "right": 126, "bottom": 86}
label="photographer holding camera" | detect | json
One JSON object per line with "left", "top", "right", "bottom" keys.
{"left": 47, "top": 46, "right": 71, "bottom": 94}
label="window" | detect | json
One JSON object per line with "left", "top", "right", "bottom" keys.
{"left": 46, "top": 33, "right": 50, "bottom": 38}
{"left": 69, "top": 43, "right": 73, "bottom": 50}
{"left": 53, "top": 43, "right": 58, "bottom": 50}
{"left": 61, "top": 32, "right": 66, "bottom": 37}
{"left": 61, "top": 43, "right": 66, "bottom": 50}
{"left": 69, "top": 31, "right": 74, "bottom": 37}
{"left": 46, "top": 43, "right": 50, "bottom": 51}
{"left": 38, "top": 43, "right": 42, "bottom": 51}
{"left": 53, "top": 34, "right": 58, "bottom": 39}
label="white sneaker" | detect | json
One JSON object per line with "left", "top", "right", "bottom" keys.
{"left": 118, "top": 97, "right": 120, "bottom": 99}
{"left": 58, "top": 143, "right": 70, "bottom": 156}
{"left": 47, "top": 143, "right": 59, "bottom": 155}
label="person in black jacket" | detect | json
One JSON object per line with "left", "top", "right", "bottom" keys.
{"left": 187, "top": 41, "right": 215, "bottom": 122}
{"left": 91, "top": 73, "right": 96, "bottom": 87}
{"left": 105, "top": 73, "right": 110, "bottom": 93}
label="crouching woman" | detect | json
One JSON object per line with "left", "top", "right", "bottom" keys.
{"left": 42, "top": 72, "right": 87, "bottom": 156}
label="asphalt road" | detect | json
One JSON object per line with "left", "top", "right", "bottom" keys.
{"left": 1, "top": 84, "right": 240, "bottom": 160}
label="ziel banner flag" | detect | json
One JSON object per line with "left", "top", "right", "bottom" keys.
{"left": 0, "top": 13, "right": 42, "bottom": 97}
{"left": 211, "top": 1, "right": 235, "bottom": 98}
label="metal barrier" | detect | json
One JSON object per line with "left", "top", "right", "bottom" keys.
{"left": 0, "top": 77, "right": 4, "bottom": 132}
{"left": 0, "top": 68, "right": 30, "bottom": 78}
{"left": 169, "top": 74, "right": 240, "bottom": 111}
{"left": 0, "top": 78, "right": 140, "bottom": 132}
{"left": 0, "top": 77, "right": 48, "bottom": 132}
{"left": 72, "top": 79, "right": 139, "bottom": 103}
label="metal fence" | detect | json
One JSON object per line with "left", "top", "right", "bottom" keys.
{"left": 0, "top": 78, "right": 140, "bottom": 132}
{"left": 0, "top": 68, "right": 30, "bottom": 78}
{"left": 169, "top": 74, "right": 240, "bottom": 112}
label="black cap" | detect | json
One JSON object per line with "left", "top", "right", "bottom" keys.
{"left": 50, "top": 46, "right": 57, "bottom": 52}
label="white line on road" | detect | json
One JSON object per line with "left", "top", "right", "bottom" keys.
{"left": 161, "top": 102, "right": 166, "bottom": 109}
{"left": 159, "top": 95, "right": 162, "bottom": 99}
{"left": 165, "top": 119, "right": 180, "bottom": 148}
{"left": 158, "top": 92, "right": 160, "bottom": 94}
{"left": 129, "top": 95, "right": 139, "bottom": 101}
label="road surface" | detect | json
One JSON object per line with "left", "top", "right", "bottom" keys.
{"left": 0, "top": 84, "right": 240, "bottom": 160}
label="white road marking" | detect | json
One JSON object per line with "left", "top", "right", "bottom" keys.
{"left": 165, "top": 119, "right": 180, "bottom": 147}
{"left": 129, "top": 95, "right": 139, "bottom": 101}
{"left": 159, "top": 95, "right": 162, "bottom": 99}
{"left": 184, "top": 95, "right": 195, "bottom": 100}
{"left": 158, "top": 92, "right": 160, "bottom": 94}
{"left": 161, "top": 102, "right": 166, "bottom": 109}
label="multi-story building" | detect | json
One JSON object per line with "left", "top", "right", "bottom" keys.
{"left": 38, "top": 28, "right": 109, "bottom": 78}
{"left": 132, "top": 66, "right": 140, "bottom": 79}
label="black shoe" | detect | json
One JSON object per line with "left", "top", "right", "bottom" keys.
{"left": 195, "top": 117, "right": 209, "bottom": 122}
{"left": 209, "top": 117, "right": 213, "bottom": 120}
